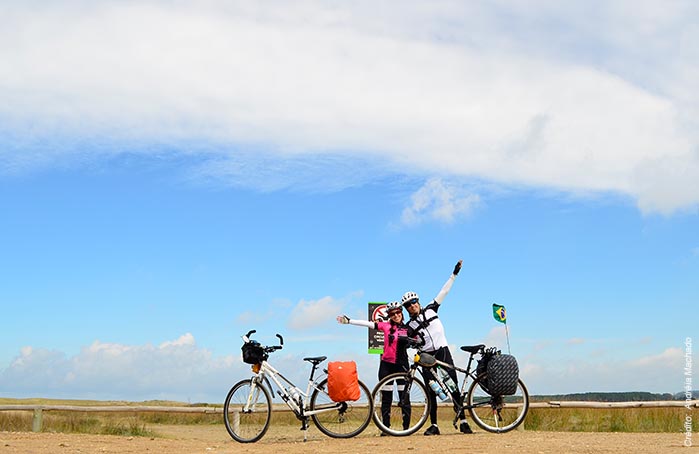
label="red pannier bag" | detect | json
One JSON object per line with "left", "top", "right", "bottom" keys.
{"left": 327, "top": 361, "right": 361, "bottom": 402}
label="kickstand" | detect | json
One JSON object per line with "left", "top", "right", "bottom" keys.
{"left": 300, "top": 417, "right": 309, "bottom": 442}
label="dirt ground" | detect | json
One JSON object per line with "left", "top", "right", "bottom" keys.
{"left": 0, "top": 424, "right": 692, "bottom": 454}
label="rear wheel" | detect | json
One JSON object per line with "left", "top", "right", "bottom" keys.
{"left": 310, "top": 378, "right": 373, "bottom": 438}
{"left": 467, "top": 377, "right": 529, "bottom": 433}
{"left": 223, "top": 379, "right": 272, "bottom": 443}
{"left": 371, "top": 372, "right": 430, "bottom": 436}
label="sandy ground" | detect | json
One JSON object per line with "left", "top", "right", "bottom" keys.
{"left": 0, "top": 425, "right": 692, "bottom": 453}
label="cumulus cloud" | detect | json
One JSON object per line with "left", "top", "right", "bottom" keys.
{"left": 400, "top": 178, "right": 480, "bottom": 226}
{"left": 0, "top": 1, "right": 697, "bottom": 213}
{"left": 0, "top": 334, "right": 241, "bottom": 402}
{"left": 287, "top": 296, "right": 344, "bottom": 330}
{"left": 522, "top": 346, "right": 684, "bottom": 394}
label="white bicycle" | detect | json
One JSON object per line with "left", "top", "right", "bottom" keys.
{"left": 224, "top": 330, "right": 374, "bottom": 442}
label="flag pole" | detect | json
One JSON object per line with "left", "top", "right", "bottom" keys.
{"left": 504, "top": 322, "right": 511, "bottom": 354}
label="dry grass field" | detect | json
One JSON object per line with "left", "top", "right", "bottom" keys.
{"left": 1, "top": 398, "right": 695, "bottom": 453}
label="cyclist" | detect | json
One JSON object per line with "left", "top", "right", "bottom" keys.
{"left": 337, "top": 301, "right": 412, "bottom": 432}
{"left": 403, "top": 259, "right": 473, "bottom": 435}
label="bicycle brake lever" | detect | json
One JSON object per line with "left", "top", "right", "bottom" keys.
{"left": 276, "top": 334, "right": 284, "bottom": 346}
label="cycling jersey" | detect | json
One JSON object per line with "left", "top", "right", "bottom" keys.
{"left": 407, "top": 302, "right": 447, "bottom": 352}
{"left": 406, "top": 273, "right": 456, "bottom": 353}
{"left": 347, "top": 319, "right": 408, "bottom": 365}
{"left": 376, "top": 321, "right": 408, "bottom": 364}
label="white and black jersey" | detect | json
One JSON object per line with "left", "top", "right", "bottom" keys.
{"left": 406, "top": 273, "right": 457, "bottom": 353}
{"left": 406, "top": 302, "right": 448, "bottom": 352}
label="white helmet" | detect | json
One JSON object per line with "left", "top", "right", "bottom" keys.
{"left": 386, "top": 301, "right": 402, "bottom": 313}
{"left": 401, "top": 291, "right": 419, "bottom": 307}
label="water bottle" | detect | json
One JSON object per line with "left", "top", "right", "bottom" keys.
{"left": 428, "top": 379, "right": 448, "bottom": 400}
{"left": 438, "top": 367, "right": 457, "bottom": 393}
{"left": 290, "top": 388, "right": 301, "bottom": 405}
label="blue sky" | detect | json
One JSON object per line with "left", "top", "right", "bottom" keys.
{"left": 1, "top": 1, "right": 697, "bottom": 403}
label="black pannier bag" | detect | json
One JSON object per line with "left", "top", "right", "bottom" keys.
{"left": 486, "top": 354, "right": 519, "bottom": 396}
{"left": 242, "top": 341, "right": 267, "bottom": 365}
{"left": 476, "top": 350, "right": 494, "bottom": 394}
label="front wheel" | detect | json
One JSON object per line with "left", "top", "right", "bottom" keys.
{"left": 310, "top": 378, "right": 373, "bottom": 438}
{"left": 223, "top": 379, "right": 272, "bottom": 443}
{"left": 467, "top": 377, "right": 529, "bottom": 433}
{"left": 371, "top": 372, "right": 430, "bottom": 436}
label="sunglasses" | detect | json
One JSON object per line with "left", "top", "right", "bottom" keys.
{"left": 388, "top": 311, "right": 402, "bottom": 317}
{"left": 403, "top": 299, "right": 419, "bottom": 308}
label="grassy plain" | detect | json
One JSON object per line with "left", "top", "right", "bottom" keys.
{"left": 0, "top": 398, "right": 696, "bottom": 437}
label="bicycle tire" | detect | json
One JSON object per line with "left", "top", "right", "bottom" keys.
{"left": 310, "top": 378, "right": 373, "bottom": 438}
{"left": 371, "top": 372, "right": 430, "bottom": 436}
{"left": 223, "top": 379, "right": 272, "bottom": 443}
{"left": 467, "top": 376, "right": 529, "bottom": 433}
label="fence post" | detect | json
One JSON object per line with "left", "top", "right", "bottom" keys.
{"left": 32, "top": 408, "right": 43, "bottom": 432}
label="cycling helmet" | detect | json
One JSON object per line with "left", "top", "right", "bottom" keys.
{"left": 386, "top": 301, "right": 402, "bottom": 313}
{"left": 401, "top": 291, "right": 419, "bottom": 307}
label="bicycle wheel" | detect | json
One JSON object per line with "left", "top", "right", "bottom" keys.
{"left": 371, "top": 372, "right": 430, "bottom": 436}
{"left": 310, "top": 378, "right": 373, "bottom": 438}
{"left": 467, "top": 377, "right": 529, "bottom": 433}
{"left": 223, "top": 379, "right": 272, "bottom": 443}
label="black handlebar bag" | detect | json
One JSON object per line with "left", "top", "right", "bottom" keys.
{"left": 242, "top": 342, "right": 267, "bottom": 364}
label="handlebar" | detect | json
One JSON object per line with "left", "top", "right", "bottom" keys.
{"left": 242, "top": 330, "right": 284, "bottom": 352}
{"left": 398, "top": 335, "right": 425, "bottom": 349}
{"left": 242, "top": 330, "right": 256, "bottom": 343}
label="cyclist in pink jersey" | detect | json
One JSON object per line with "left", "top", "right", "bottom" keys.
{"left": 337, "top": 301, "right": 411, "bottom": 432}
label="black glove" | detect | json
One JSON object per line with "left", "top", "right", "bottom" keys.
{"left": 453, "top": 260, "right": 462, "bottom": 276}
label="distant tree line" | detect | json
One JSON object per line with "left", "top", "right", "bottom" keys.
{"left": 530, "top": 391, "right": 698, "bottom": 402}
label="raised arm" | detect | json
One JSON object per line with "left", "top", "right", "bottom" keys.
{"left": 433, "top": 259, "right": 462, "bottom": 305}
{"left": 337, "top": 315, "right": 376, "bottom": 329}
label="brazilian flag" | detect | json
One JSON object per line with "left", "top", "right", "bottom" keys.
{"left": 492, "top": 304, "right": 507, "bottom": 324}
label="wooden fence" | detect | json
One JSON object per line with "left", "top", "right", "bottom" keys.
{"left": 1, "top": 400, "right": 697, "bottom": 432}
{"left": 0, "top": 405, "right": 221, "bottom": 432}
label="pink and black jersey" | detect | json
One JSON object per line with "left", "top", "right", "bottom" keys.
{"left": 375, "top": 321, "right": 408, "bottom": 365}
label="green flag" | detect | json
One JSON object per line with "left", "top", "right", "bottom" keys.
{"left": 492, "top": 304, "right": 507, "bottom": 324}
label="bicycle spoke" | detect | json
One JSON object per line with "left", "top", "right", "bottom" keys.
{"left": 311, "top": 378, "right": 373, "bottom": 438}
{"left": 224, "top": 380, "right": 271, "bottom": 443}
{"left": 371, "top": 373, "right": 429, "bottom": 436}
{"left": 467, "top": 377, "right": 529, "bottom": 433}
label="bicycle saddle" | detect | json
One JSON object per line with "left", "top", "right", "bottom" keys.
{"left": 303, "top": 356, "right": 327, "bottom": 365}
{"left": 460, "top": 344, "right": 485, "bottom": 354}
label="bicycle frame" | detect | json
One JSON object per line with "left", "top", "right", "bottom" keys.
{"left": 411, "top": 349, "right": 495, "bottom": 414}
{"left": 251, "top": 359, "right": 346, "bottom": 419}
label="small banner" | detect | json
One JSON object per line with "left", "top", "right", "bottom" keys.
{"left": 492, "top": 303, "right": 507, "bottom": 324}
{"left": 368, "top": 302, "right": 388, "bottom": 354}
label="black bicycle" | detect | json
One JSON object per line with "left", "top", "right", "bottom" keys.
{"left": 371, "top": 338, "right": 529, "bottom": 435}
{"left": 224, "top": 330, "right": 373, "bottom": 442}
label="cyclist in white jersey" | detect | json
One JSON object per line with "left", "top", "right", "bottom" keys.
{"left": 403, "top": 259, "right": 473, "bottom": 436}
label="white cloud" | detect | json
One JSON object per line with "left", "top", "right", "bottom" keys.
{"left": 400, "top": 178, "right": 480, "bottom": 226}
{"left": 0, "top": 334, "right": 242, "bottom": 402}
{"left": 521, "top": 346, "right": 684, "bottom": 394}
{"left": 0, "top": 1, "right": 697, "bottom": 213}
{"left": 567, "top": 337, "right": 586, "bottom": 345}
{"left": 0, "top": 334, "right": 687, "bottom": 401}
{"left": 287, "top": 295, "right": 344, "bottom": 330}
